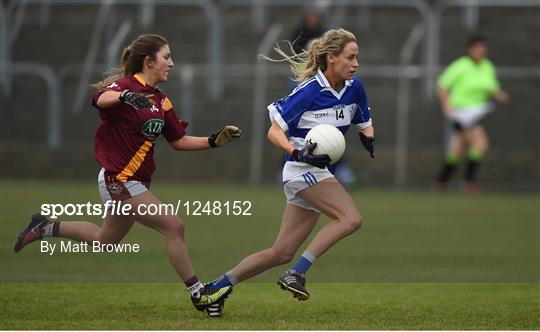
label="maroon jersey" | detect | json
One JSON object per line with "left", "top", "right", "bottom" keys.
{"left": 92, "top": 74, "right": 187, "bottom": 183}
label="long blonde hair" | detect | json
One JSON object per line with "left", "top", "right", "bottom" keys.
{"left": 93, "top": 34, "right": 168, "bottom": 89}
{"left": 261, "top": 28, "right": 357, "bottom": 83}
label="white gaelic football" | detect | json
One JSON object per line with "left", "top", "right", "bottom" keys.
{"left": 304, "top": 124, "right": 346, "bottom": 164}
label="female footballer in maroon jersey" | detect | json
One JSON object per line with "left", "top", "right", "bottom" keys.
{"left": 13, "top": 34, "right": 239, "bottom": 312}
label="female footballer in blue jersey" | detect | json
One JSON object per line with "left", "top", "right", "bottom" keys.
{"left": 205, "top": 28, "right": 375, "bottom": 317}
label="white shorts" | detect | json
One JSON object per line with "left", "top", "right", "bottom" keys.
{"left": 283, "top": 168, "right": 334, "bottom": 212}
{"left": 97, "top": 168, "right": 148, "bottom": 203}
{"left": 449, "top": 102, "right": 494, "bottom": 128}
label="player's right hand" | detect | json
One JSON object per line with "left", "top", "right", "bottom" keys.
{"left": 119, "top": 89, "right": 153, "bottom": 110}
{"left": 293, "top": 143, "right": 331, "bottom": 169}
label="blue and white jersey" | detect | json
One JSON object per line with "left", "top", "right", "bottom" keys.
{"left": 268, "top": 68, "right": 373, "bottom": 182}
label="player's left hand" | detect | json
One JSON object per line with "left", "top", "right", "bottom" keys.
{"left": 359, "top": 132, "right": 375, "bottom": 158}
{"left": 208, "top": 125, "right": 242, "bottom": 147}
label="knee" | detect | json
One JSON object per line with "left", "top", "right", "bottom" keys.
{"left": 164, "top": 219, "right": 186, "bottom": 239}
{"left": 342, "top": 211, "right": 363, "bottom": 234}
{"left": 269, "top": 247, "right": 294, "bottom": 266}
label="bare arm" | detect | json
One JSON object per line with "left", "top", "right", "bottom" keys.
{"left": 169, "top": 136, "right": 212, "bottom": 151}
{"left": 96, "top": 91, "right": 122, "bottom": 109}
{"left": 436, "top": 85, "right": 452, "bottom": 119}
{"left": 169, "top": 125, "right": 241, "bottom": 151}
{"left": 267, "top": 122, "right": 294, "bottom": 155}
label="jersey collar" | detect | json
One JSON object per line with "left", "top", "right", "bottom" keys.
{"left": 315, "top": 68, "right": 353, "bottom": 100}
{"left": 133, "top": 73, "right": 160, "bottom": 90}
{"left": 133, "top": 73, "right": 147, "bottom": 86}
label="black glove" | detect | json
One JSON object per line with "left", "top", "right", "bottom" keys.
{"left": 208, "top": 125, "right": 242, "bottom": 148}
{"left": 119, "top": 89, "right": 153, "bottom": 110}
{"left": 359, "top": 132, "right": 375, "bottom": 158}
{"left": 292, "top": 143, "right": 331, "bottom": 169}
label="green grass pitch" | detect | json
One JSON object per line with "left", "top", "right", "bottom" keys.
{"left": 0, "top": 180, "right": 538, "bottom": 329}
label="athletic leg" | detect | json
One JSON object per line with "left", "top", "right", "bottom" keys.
{"left": 437, "top": 131, "right": 466, "bottom": 187}
{"left": 125, "top": 190, "right": 194, "bottom": 281}
{"left": 463, "top": 125, "right": 489, "bottom": 194}
{"left": 213, "top": 203, "right": 319, "bottom": 286}
{"left": 297, "top": 177, "right": 363, "bottom": 258}
{"left": 206, "top": 204, "right": 318, "bottom": 315}
{"left": 274, "top": 177, "right": 362, "bottom": 300}
{"left": 465, "top": 124, "right": 489, "bottom": 155}
{"left": 125, "top": 190, "right": 231, "bottom": 309}
{"left": 57, "top": 213, "right": 134, "bottom": 243}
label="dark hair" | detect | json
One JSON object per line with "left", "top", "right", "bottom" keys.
{"left": 93, "top": 34, "right": 169, "bottom": 88}
{"left": 466, "top": 35, "right": 488, "bottom": 48}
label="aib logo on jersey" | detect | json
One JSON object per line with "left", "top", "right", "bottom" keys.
{"left": 142, "top": 119, "right": 164, "bottom": 139}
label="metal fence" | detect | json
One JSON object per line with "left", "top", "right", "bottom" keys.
{"left": 1, "top": 0, "right": 538, "bottom": 189}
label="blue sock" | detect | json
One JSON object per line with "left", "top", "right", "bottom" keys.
{"left": 211, "top": 271, "right": 238, "bottom": 288}
{"left": 290, "top": 251, "right": 316, "bottom": 274}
